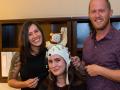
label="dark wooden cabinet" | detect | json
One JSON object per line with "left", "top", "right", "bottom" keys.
{"left": 0, "top": 17, "right": 72, "bottom": 82}
{"left": 0, "top": 17, "right": 72, "bottom": 52}
{"left": 71, "top": 17, "right": 91, "bottom": 57}
{"left": 0, "top": 16, "right": 120, "bottom": 82}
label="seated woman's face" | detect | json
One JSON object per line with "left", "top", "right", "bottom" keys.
{"left": 48, "top": 54, "right": 66, "bottom": 76}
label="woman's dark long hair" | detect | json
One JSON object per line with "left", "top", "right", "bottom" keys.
{"left": 19, "top": 20, "right": 46, "bottom": 65}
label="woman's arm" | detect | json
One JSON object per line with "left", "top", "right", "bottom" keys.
{"left": 8, "top": 52, "right": 39, "bottom": 89}
{"left": 8, "top": 78, "right": 39, "bottom": 89}
{"left": 8, "top": 52, "right": 23, "bottom": 88}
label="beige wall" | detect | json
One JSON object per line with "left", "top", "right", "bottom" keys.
{"left": 0, "top": 0, "right": 120, "bottom": 90}
{"left": 0, "top": 0, "right": 119, "bottom": 20}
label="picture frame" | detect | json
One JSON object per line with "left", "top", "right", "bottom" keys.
{"left": 1, "top": 52, "right": 15, "bottom": 77}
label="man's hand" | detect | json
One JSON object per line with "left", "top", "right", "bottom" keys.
{"left": 85, "top": 64, "right": 103, "bottom": 76}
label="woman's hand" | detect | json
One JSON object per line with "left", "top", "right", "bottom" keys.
{"left": 71, "top": 56, "right": 81, "bottom": 70}
{"left": 24, "top": 77, "right": 39, "bottom": 88}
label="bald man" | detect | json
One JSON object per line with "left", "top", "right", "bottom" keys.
{"left": 83, "top": 0, "right": 120, "bottom": 90}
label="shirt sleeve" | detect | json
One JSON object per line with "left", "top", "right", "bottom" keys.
{"left": 8, "top": 52, "right": 21, "bottom": 80}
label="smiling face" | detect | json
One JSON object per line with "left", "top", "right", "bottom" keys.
{"left": 48, "top": 54, "right": 66, "bottom": 77}
{"left": 89, "top": 0, "right": 112, "bottom": 31}
{"left": 28, "top": 24, "right": 43, "bottom": 47}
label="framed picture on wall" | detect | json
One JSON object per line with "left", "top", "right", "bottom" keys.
{"left": 1, "top": 52, "right": 16, "bottom": 77}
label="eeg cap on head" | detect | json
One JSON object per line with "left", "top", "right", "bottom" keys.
{"left": 47, "top": 44, "right": 71, "bottom": 85}
{"left": 47, "top": 44, "right": 71, "bottom": 67}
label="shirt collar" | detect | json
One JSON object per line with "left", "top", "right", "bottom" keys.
{"left": 91, "top": 26, "right": 115, "bottom": 41}
{"left": 104, "top": 27, "right": 115, "bottom": 40}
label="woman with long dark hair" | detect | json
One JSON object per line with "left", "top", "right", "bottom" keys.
{"left": 8, "top": 21, "right": 48, "bottom": 90}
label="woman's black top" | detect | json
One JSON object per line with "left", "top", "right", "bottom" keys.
{"left": 20, "top": 50, "right": 48, "bottom": 90}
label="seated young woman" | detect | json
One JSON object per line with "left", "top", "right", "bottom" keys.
{"left": 39, "top": 44, "right": 86, "bottom": 90}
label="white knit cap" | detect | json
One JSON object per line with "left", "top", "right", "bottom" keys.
{"left": 47, "top": 44, "right": 71, "bottom": 85}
